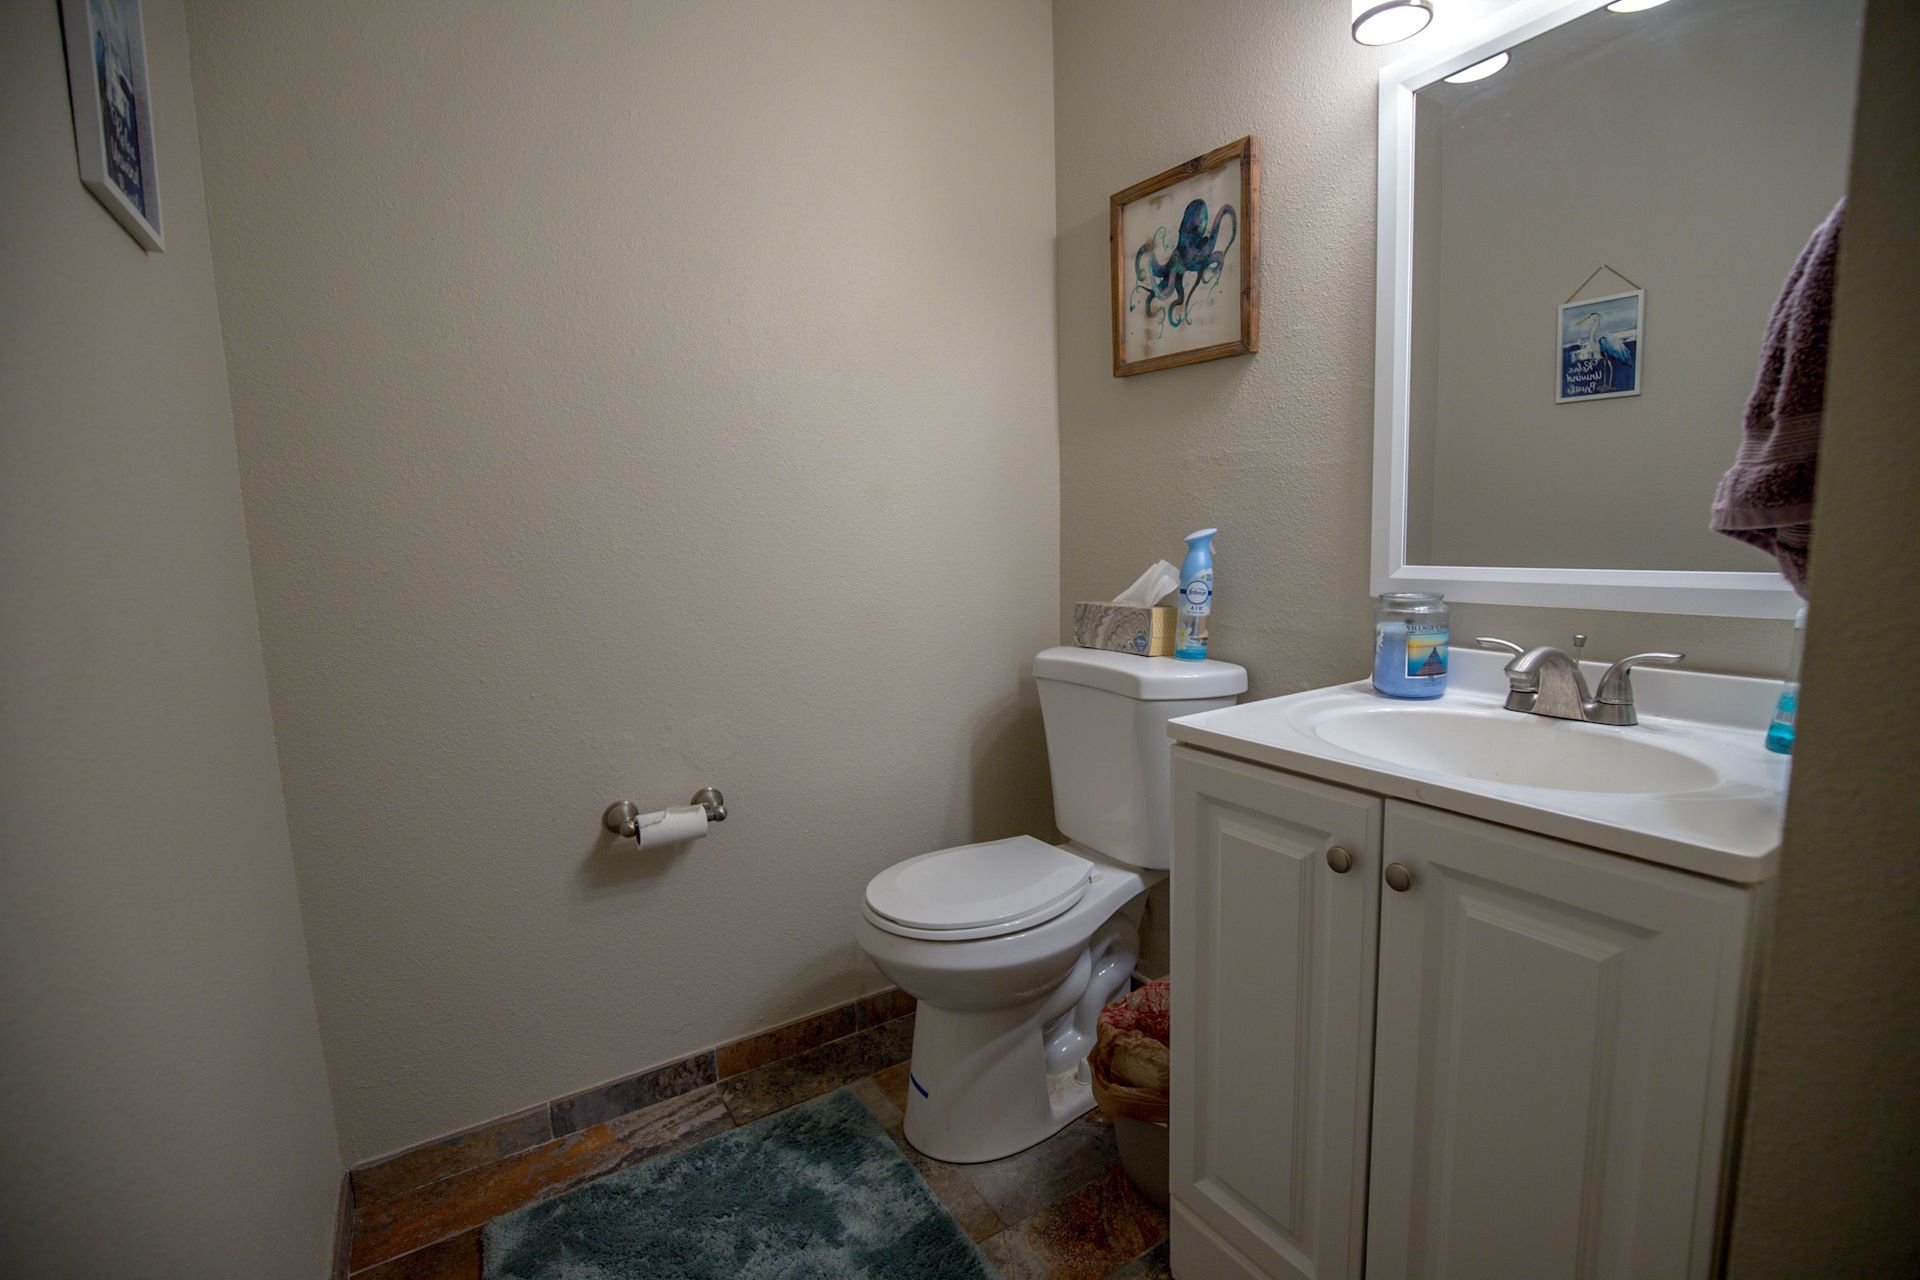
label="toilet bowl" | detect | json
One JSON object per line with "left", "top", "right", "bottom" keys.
{"left": 855, "top": 647, "right": 1245, "bottom": 1164}
{"left": 857, "top": 837, "right": 1157, "bottom": 1163}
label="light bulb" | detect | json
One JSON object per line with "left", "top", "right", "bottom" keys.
{"left": 1606, "top": 0, "right": 1673, "bottom": 12}
{"left": 1443, "top": 51, "right": 1509, "bottom": 83}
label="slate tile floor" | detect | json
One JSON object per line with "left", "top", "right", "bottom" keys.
{"left": 348, "top": 1012, "right": 1168, "bottom": 1279}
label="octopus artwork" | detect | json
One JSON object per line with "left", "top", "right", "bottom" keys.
{"left": 1110, "top": 137, "right": 1257, "bottom": 375}
{"left": 1128, "top": 197, "right": 1238, "bottom": 337}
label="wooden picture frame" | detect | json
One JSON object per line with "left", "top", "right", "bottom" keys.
{"left": 1110, "top": 136, "right": 1259, "bottom": 377}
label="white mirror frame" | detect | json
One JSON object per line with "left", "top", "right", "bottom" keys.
{"left": 1369, "top": 0, "right": 1802, "bottom": 619}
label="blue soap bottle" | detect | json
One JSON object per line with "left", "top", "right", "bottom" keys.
{"left": 1766, "top": 604, "right": 1807, "bottom": 754}
{"left": 1175, "top": 528, "right": 1217, "bottom": 661}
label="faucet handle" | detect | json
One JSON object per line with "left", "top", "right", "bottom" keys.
{"left": 1594, "top": 651, "right": 1685, "bottom": 706}
{"left": 1474, "top": 636, "right": 1527, "bottom": 657}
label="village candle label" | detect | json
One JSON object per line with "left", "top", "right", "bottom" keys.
{"left": 1405, "top": 623, "right": 1449, "bottom": 680}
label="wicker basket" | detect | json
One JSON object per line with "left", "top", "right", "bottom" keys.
{"left": 1090, "top": 979, "right": 1171, "bottom": 1207}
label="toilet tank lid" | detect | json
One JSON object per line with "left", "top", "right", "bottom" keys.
{"left": 1034, "top": 646, "right": 1247, "bottom": 700}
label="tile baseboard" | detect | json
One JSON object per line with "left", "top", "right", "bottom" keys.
{"left": 713, "top": 985, "right": 916, "bottom": 1078}
{"left": 717, "top": 1016, "right": 917, "bottom": 1125}
{"left": 346, "top": 986, "right": 915, "bottom": 1208}
{"left": 350, "top": 1106, "right": 554, "bottom": 1208}
{"left": 550, "top": 1053, "right": 716, "bottom": 1138}
{"left": 333, "top": 1171, "right": 354, "bottom": 1280}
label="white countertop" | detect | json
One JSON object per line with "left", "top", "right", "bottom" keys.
{"left": 1168, "top": 649, "right": 1790, "bottom": 884}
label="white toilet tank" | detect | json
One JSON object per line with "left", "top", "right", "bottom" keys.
{"left": 1033, "top": 646, "right": 1247, "bottom": 870}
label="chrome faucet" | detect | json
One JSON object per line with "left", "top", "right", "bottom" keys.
{"left": 1476, "top": 635, "right": 1684, "bottom": 727}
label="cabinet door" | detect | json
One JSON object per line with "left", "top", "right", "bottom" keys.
{"left": 1366, "top": 801, "right": 1753, "bottom": 1280}
{"left": 1170, "top": 748, "right": 1382, "bottom": 1280}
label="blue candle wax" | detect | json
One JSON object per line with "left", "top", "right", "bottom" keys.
{"left": 1373, "top": 621, "right": 1448, "bottom": 699}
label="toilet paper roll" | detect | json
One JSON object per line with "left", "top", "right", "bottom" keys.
{"left": 634, "top": 803, "right": 709, "bottom": 849}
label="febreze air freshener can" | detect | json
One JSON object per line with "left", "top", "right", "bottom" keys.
{"left": 1175, "top": 528, "right": 1217, "bottom": 661}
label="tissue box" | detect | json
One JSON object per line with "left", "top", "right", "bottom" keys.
{"left": 1073, "top": 602, "right": 1175, "bottom": 657}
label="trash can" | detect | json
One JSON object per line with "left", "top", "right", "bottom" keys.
{"left": 1089, "top": 978, "right": 1170, "bottom": 1208}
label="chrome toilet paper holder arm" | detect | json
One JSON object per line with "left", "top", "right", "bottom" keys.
{"left": 602, "top": 787, "right": 728, "bottom": 840}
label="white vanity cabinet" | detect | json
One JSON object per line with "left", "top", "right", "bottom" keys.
{"left": 1170, "top": 750, "right": 1382, "bottom": 1280}
{"left": 1169, "top": 745, "right": 1760, "bottom": 1280}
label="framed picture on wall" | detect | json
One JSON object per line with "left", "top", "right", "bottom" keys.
{"left": 60, "top": 0, "right": 164, "bottom": 251}
{"left": 1110, "top": 136, "right": 1259, "bottom": 377}
{"left": 1556, "top": 290, "right": 1642, "bottom": 402}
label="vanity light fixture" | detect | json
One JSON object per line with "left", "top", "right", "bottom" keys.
{"left": 1605, "top": 0, "right": 1673, "bottom": 11}
{"left": 1443, "top": 50, "right": 1509, "bottom": 82}
{"left": 1352, "top": 0, "right": 1434, "bottom": 46}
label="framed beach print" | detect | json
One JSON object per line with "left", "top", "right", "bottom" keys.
{"left": 60, "top": 0, "right": 164, "bottom": 251}
{"left": 1556, "top": 289, "right": 1642, "bottom": 402}
{"left": 1111, "top": 136, "right": 1259, "bottom": 377}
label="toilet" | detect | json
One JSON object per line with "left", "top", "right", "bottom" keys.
{"left": 855, "top": 646, "right": 1246, "bottom": 1163}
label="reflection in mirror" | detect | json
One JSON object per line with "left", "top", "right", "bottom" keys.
{"left": 1404, "top": 0, "right": 1864, "bottom": 573}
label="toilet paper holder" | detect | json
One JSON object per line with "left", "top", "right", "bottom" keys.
{"left": 602, "top": 787, "right": 728, "bottom": 841}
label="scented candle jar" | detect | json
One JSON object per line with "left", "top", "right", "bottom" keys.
{"left": 1373, "top": 592, "right": 1449, "bottom": 698}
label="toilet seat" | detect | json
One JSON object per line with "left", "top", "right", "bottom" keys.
{"left": 864, "top": 836, "right": 1092, "bottom": 941}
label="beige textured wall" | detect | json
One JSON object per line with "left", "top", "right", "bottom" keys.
{"left": 1411, "top": 0, "right": 1861, "bottom": 573}
{"left": 1726, "top": 0, "right": 1920, "bottom": 1270}
{"left": 1053, "top": 0, "right": 1796, "bottom": 706}
{"left": 185, "top": 0, "right": 1060, "bottom": 1161}
{"left": 0, "top": 1, "right": 341, "bottom": 1273}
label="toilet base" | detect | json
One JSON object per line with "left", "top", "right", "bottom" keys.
{"left": 901, "top": 1002, "right": 1100, "bottom": 1164}
{"left": 900, "top": 912, "right": 1137, "bottom": 1164}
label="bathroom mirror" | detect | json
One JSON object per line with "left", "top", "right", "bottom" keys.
{"left": 1371, "top": 0, "right": 1863, "bottom": 616}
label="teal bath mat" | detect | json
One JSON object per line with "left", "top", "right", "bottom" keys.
{"left": 482, "top": 1089, "right": 995, "bottom": 1280}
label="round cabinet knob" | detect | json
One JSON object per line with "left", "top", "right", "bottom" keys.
{"left": 1326, "top": 846, "right": 1354, "bottom": 874}
{"left": 1384, "top": 863, "right": 1414, "bottom": 893}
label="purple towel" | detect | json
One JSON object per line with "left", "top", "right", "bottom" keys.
{"left": 1711, "top": 200, "right": 1844, "bottom": 598}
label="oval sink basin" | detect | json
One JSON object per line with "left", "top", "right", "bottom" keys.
{"left": 1308, "top": 705, "right": 1722, "bottom": 795}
